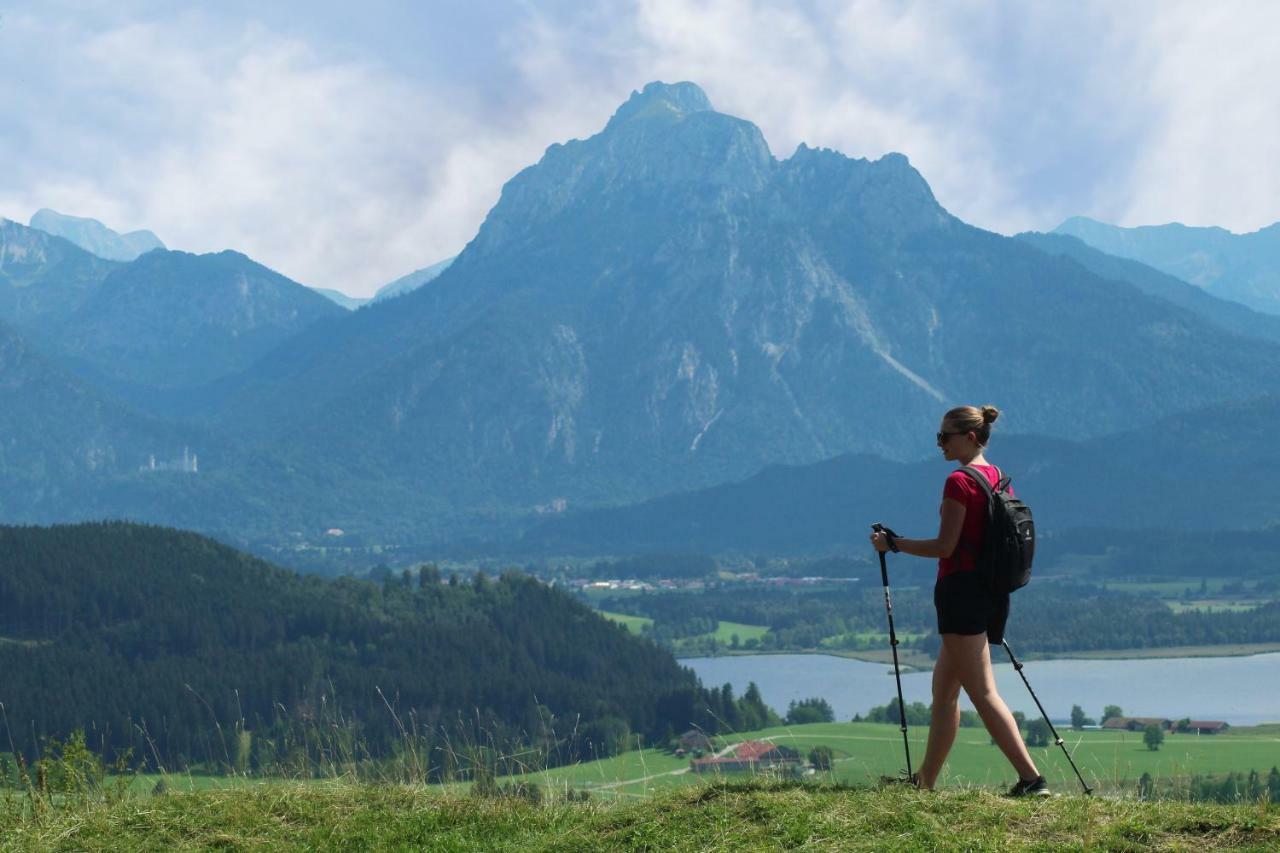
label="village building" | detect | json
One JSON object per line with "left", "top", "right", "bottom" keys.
{"left": 1102, "top": 716, "right": 1228, "bottom": 733}
{"left": 1180, "top": 720, "right": 1230, "bottom": 734}
{"left": 1102, "top": 716, "right": 1173, "bottom": 731}
{"left": 678, "top": 730, "right": 713, "bottom": 753}
{"left": 690, "top": 740, "right": 802, "bottom": 775}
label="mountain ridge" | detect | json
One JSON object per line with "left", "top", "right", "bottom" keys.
{"left": 1016, "top": 231, "right": 1280, "bottom": 344}
{"left": 29, "top": 208, "right": 165, "bottom": 261}
{"left": 372, "top": 256, "right": 456, "bottom": 302}
{"left": 6, "top": 81, "right": 1280, "bottom": 547}
{"left": 522, "top": 392, "right": 1280, "bottom": 555}
{"left": 1, "top": 227, "right": 346, "bottom": 392}
{"left": 0, "top": 218, "right": 120, "bottom": 326}
{"left": 1054, "top": 215, "right": 1280, "bottom": 315}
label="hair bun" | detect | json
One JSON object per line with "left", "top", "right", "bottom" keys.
{"left": 980, "top": 405, "right": 1000, "bottom": 425}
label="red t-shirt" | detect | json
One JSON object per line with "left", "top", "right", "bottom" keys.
{"left": 937, "top": 464, "right": 1011, "bottom": 579}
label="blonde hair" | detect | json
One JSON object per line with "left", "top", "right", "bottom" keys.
{"left": 943, "top": 404, "right": 1000, "bottom": 447}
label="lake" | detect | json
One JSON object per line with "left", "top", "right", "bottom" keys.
{"left": 681, "top": 652, "right": 1280, "bottom": 725}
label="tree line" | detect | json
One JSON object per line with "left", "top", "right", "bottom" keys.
{"left": 595, "top": 581, "right": 1280, "bottom": 656}
{"left": 0, "top": 523, "right": 771, "bottom": 775}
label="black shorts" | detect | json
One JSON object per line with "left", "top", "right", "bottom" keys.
{"left": 934, "top": 570, "right": 1010, "bottom": 644}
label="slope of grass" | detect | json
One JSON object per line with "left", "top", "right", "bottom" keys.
{"left": 598, "top": 610, "right": 654, "bottom": 634}
{"left": 710, "top": 621, "right": 769, "bottom": 644}
{"left": 4, "top": 780, "right": 1278, "bottom": 851}
{"left": 596, "top": 611, "right": 768, "bottom": 647}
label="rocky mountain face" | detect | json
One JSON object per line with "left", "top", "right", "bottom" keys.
{"left": 1054, "top": 216, "right": 1280, "bottom": 315}
{"left": 203, "top": 82, "right": 1280, "bottom": 526}
{"left": 0, "top": 219, "right": 119, "bottom": 328}
{"left": 29, "top": 208, "right": 165, "bottom": 262}
{"left": 0, "top": 320, "right": 202, "bottom": 514}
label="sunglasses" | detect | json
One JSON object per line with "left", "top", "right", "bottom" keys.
{"left": 936, "top": 431, "right": 967, "bottom": 445}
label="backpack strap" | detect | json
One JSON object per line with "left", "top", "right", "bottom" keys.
{"left": 958, "top": 465, "right": 999, "bottom": 498}
{"left": 955, "top": 467, "right": 995, "bottom": 560}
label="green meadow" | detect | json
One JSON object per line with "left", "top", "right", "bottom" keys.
{"left": 509, "top": 721, "right": 1280, "bottom": 801}
{"left": 599, "top": 610, "right": 773, "bottom": 650}
{"left": 7, "top": 723, "right": 1280, "bottom": 849}
{"left": 709, "top": 621, "right": 770, "bottom": 644}
{"left": 598, "top": 610, "right": 654, "bottom": 633}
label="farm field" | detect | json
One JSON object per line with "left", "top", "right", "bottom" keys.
{"left": 510, "top": 721, "right": 1280, "bottom": 801}
{"left": 708, "top": 621, "right": 769, "bottom": 644}
{"left": 598, "top": 611, "right": 770, "bottom": 648}
{"left": 598, "top": 610, "right": 653, "bottom": 633}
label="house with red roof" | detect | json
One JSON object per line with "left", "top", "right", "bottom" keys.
{"left": 690, "top": 740, "right": 802, "bottom": 774}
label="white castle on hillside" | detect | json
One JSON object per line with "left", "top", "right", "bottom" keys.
{"left": 141, "top": 447, "right": 199, "bottom": 474}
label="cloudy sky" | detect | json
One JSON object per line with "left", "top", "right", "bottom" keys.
{"left": 3, "top": 1, "right": 1278, "bottom": 296}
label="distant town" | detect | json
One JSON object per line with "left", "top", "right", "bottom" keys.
{"left": 564, "top": 575, "right": 861, "bottom": 592}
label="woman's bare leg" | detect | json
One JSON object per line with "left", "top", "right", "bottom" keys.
{"left": 944, "top": 633, "right": 1040, "bottom": 780}
{"left": 917, "top": 641, "right": 962, "bottom": 789}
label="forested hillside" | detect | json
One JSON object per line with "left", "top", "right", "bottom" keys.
{"left": 0, "top": 523, "right": 735, "bottom": 773}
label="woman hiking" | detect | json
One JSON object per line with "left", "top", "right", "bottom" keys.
{"left": 870, "top": 404, "right": 1049, "bottom": 796}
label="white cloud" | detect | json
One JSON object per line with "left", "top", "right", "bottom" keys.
{"left": 624, "top": 0, "right": 1039, "bottom": 229}
{"left": 3, "top": 0, "right": 1278, "bottom": 297}
{"left": 1114, "top": 1, "right": 1280, "bottom": 232}
{"left": 1, "top": 12, "right": 557, "bottom": 295}
{"left": 494, "top": 0, "right": 1161, "bottom": 235}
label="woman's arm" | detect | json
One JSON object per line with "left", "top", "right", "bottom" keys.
{"left": 873, "top": 499, "right": 966, "bottom": 559}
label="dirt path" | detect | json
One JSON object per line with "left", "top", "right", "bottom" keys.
{"left": 588, "top": 740, "right": 744, "bottom": 791}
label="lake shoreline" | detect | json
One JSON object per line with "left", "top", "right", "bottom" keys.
{"left": 681, "top": 651, "right": 1280, "bottom": 725}
{"left": 680, "top": 641, "right": 1280, "bottom": 667}
{"left": 679, "top": 647, "right": 932, "bottom": 672}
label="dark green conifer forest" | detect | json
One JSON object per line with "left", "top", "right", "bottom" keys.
{"left": 0, "top": 523, "right": 739, "bottom": 774}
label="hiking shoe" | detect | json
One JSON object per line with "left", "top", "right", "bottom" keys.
{"left": 1006, "top": 775, "right": 1051, "bottom": 797}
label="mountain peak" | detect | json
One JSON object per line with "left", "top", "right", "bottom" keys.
{"left": 29, "top": 208, "right": 164, "bottom": 262}
{"left": 607, "top": 81, "right": 713, "bottom": 127}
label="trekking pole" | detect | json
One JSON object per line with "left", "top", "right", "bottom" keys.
{"left": 1001, "top": 638, "right": 1092, "bottom": 795}
{"left": 871, "top": 523, "right": 913, "bottom": 780}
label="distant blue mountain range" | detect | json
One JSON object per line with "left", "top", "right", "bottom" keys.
{"left": 373, "top": 256, "right": 455, "bottom": 302}
{"left": 29, "top": 208, "right": 164, "bottom": 262}
{"left": 1054, "top": 216, "right": 1280, "bottom": 316}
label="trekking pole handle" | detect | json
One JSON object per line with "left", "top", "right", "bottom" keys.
{"left": 871, "top": 523, "right": 900, "bottom": 552}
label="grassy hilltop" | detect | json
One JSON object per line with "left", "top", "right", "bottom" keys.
{"left": 3, "top": 781, "right": 1279, "bottom": 851}
{"left": 6, "top": 720, "right": 1280, "bottom": 849}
